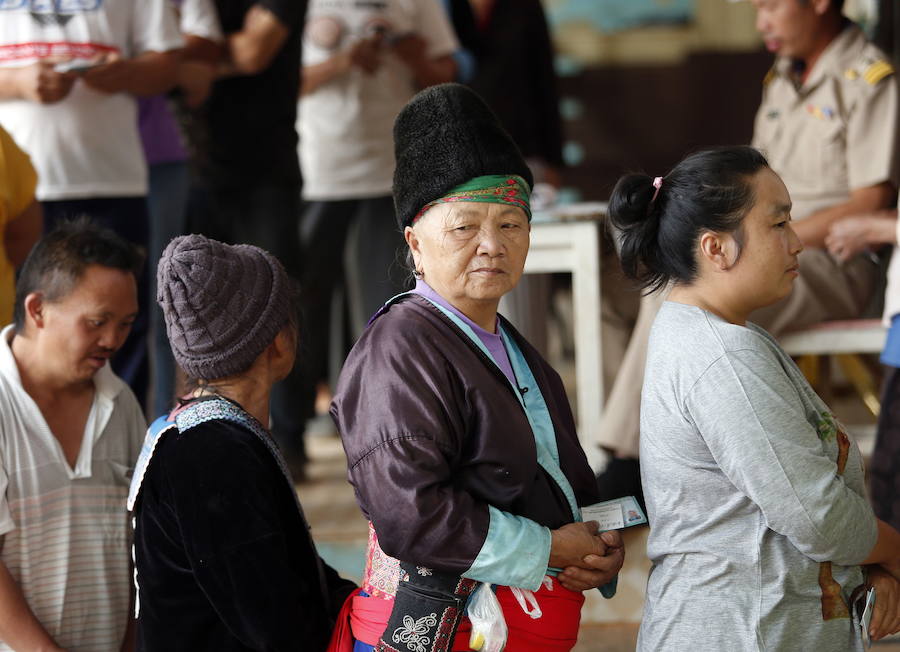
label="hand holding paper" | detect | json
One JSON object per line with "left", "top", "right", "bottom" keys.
{"left": 558, "top": 530, "right": 625, "bottom": 592}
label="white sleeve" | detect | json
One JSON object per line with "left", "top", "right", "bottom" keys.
{"left": 415, "top": 0, "right": 459, "bottom": 60}
{"left": 685, "top": 349, "right": 878, "bottom": 566}
{"left": 132, "top": 0, "right": 185, "bottom": 55}
{"left": 0, "top": 451, "right": 14, "bottom": 537}
{"left": 180, "top": 0, "right": 224, "bottom": 43}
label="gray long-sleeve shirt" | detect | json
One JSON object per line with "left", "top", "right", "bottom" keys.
{"left": 638, "top": 301, "right": 877, "bottom": 651}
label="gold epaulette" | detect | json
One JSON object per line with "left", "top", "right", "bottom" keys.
{"left": 863, "top": 59, "right": 894, "bottom": 85}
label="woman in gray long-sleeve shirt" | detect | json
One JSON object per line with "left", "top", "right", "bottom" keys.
{"left": 606, "top": 146, "right": 900, "bottom": 650}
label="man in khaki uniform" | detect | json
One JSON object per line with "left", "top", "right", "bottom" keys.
{"left": 596, "top": 0, "right": 899, "bottom": 497}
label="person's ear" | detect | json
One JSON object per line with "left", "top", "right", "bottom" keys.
{"left": 698, "top": 231, "right": 739, "bottom": 271}
{"left": 23, "top": 293, "right": 45, "bottom": 329}
{"left": 809, "top": 0, "right": 832, "bottom": 16}
{"left": 404, "top": 225, "right": 423, "bottom": 276}
{"left": 271, "top": 327, "right": 295, "bottom": 362}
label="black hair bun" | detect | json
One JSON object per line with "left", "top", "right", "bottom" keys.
{"left": 608, "top": 173, "right": 661, "bottom": 286}
{"left": 608, "top": 173, "right": 657, "bottom": 230}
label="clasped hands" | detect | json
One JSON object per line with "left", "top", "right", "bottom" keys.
{"left": 549, "top": 521, "right": 625, "bottom": 592}
{"left": 17, "top": 52, "right": 132, "bottom": 103}
{"left": 344, "top": 32, "right": 427, "bottom": 77}
{"left": 865, "top": 562, "right": 900, "bottom": 641}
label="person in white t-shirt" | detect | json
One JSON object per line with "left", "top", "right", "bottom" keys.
{"left": 296, "top": 0, "right": 458, "bottom": 436}
{"left": 0, "top": 220, "right": 146, "bottom": 651}
{"left": 0, "top": 0, "right": 183, "bottom": 405}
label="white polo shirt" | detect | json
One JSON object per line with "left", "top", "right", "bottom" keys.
{"left": 0, "top": 325, "right": 146, "bottom": 652}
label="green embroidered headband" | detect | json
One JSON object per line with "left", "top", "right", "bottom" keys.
{"left": 411, "top": 175, "right": 532, "bottom": 225}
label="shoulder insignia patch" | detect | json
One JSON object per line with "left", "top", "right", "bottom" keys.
{"left": 863, "top": 59, "right": 894, "bottom": 85}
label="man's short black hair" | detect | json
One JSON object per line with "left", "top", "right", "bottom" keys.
{"left": 13, "top": 218, "right": 144, "bottom": 331}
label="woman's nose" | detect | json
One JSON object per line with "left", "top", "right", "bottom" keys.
{"left": 475, "top": 227, "right": 504, "bottom": 256}
{"left": 788, "top": 224, "right": 803, "bottom": 255}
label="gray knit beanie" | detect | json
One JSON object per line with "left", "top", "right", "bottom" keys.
{"left": 157, "top": 234, "right": 292, "bottom": 380}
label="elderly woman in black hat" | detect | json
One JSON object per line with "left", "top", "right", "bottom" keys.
{"left": 127, "top": 235, "right": 355, "bottom": 651}
{"left": 331, "top": 84, "right": 625, "bottom": 652}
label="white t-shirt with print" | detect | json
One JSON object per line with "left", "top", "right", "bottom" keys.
{"left": 0, "top": 326, "right": 146, "bottom": 651}
{"left": 298, "top": 0, "right": 458, "bottom": 200}
{"left": 0, "top": 0, "right": 182, "bottom": 200}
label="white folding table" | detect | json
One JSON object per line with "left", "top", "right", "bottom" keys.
{"left": 525, "top": 203, "right": 607, "bottom": 457}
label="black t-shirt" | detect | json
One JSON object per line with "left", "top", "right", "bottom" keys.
{"left": 468, "top": 0, "right": 563, "bottom": 167}
{"left": 201, "top": 0, "right": 305, "bottom": 186}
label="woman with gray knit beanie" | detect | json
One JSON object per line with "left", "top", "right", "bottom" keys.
{"left": 126, "top": 234, "right": 355, "bottom": 652}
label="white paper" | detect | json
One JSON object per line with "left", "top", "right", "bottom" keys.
{"left": 581, "top": 502, "right": 625, "bottom": 531}
{"left": 861, "top": 587, "right": 875, "bottom": 648}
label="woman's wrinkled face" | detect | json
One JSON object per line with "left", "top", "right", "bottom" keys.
{"left": 406, "top": 201, "right": 530, "bottom": 311}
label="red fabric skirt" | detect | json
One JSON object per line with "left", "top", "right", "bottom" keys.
{"left": 334, "top": 576, "right": 583, "bottom": 652}
{"left": 455, "top": 578, "right": 584, "bottom": 652}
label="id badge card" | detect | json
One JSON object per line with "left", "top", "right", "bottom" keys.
{"left": 856, "top": 587, "right": 875, "bottom": 648}
{"left": 580, "top": 495, "right": 647, "bottom": 531}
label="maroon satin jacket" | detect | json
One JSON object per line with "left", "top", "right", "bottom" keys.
{"left": 331, "top": 294, "right": 599, "bottom": 574}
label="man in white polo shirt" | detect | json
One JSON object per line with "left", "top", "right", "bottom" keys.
{"left": 0, "top": 220, "right": 146, "bottom": 651}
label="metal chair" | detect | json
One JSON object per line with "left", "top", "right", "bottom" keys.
{"left": 779, "top": 319, "right": 887, "bottom": 415}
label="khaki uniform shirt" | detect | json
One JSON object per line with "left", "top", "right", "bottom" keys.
{"left": 752, "top": 24, "right": 898, "bottom": 220}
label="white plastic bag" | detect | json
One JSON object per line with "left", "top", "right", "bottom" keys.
{"left": 510, "top": 587, "right": 542, "bottom": 619}
{"left": 466, "top": 583, "right": 507, "bottom": 652}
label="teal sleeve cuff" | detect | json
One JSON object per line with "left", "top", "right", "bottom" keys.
{"left": 463, "top": 505, "right": 551, "bottom": 591}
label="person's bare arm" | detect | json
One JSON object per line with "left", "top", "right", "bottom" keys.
{"left": 225, "top": 5, "right": 289, "bottom": 76}
{"left": 174, "top": 35, "right": 224, "bottom": 108}
{"left": 300, "top": 51, "right": 353, "bottom": 97}
{"left": 862, "top": 519, "right": 900, "bottom": 583}
{"left": 0, "top": 558, "right": 64, "bottom": 651}
{"left": 4, "top": 200, "right": 42, "bottom": 268}
{"left": 793, "top": 182, "right": 896, "bottom": 249}
{"left": 299, "top": 37, "right": 382, "bottom": 96}
{"left": 0, "top": 63, "right": 76, "bottom": 103}
{"left": 183, "top": 34, "right": 223, "bottom": 65}
{"left": 391, "top": 35, "right": 455, "bottom": 88}
{"left": 825, "top": 209, "right": 898, "bottom": 262}
{"left": 81, "top": 50, "right": 179, "bottom": 96}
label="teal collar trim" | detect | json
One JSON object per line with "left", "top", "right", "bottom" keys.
{"left": 416, "top": 294, "right": 580, "bottom": 522}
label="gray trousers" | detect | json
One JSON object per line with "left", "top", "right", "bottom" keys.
{"left": 299, "top": 196, "right": 407, "bottom": 399}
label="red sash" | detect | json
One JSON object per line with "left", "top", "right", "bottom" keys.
{"left": 326, "top": 589, "right": 360, "bottom": 652}
{"left": 345, "top": 576, "right": 582, "bottom": 652}
{"left": 455, "top": 577, "right": 584, "bottom": 652}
